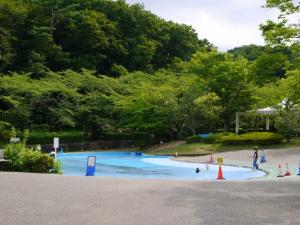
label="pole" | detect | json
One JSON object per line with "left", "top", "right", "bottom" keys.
{"left": 266, "top": 117, "right": 270, "bottom": 131}
{"left": 235, "top": 112, "right": 239, "bottom": 134}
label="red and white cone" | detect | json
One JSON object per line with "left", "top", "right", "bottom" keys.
{"left": 217, "top": 165, "right": 225, "bottom": 180}
{"left": 284, "top": 163, "right": 291, "bottom": 176}
{"left": 208, "top": 154, "right": 214, "bottom": 163}
{"left": 277, "top": 164, "right": 284, "bottom": 177}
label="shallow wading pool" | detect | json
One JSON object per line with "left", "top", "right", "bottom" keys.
{"left": 57, "top": 151, "right": 265, "bottom": 180}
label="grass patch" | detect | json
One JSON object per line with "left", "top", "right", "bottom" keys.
{"left": 145, "top": 143, "right": 216, "bottom": 156}
{"left": 144, "top": 137, "right": 300, "bottom": 156}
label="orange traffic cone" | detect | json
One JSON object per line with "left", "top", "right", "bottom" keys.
{"left": 217, "top": 165, "right": 225, "bottom": 180}
{"left": 284, "top": 163, "right": 291, "bottom": 176}
{"left": 208, "top": 154, "right": 214, "bottom": 163}
{"left": 277, "top": 164, "right": 284, "bottom": 177}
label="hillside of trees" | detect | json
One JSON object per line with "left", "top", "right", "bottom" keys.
{"left": 0, "top": 0, "right": 212, "bottom": 76}
{"left": 1, "top": 0, "right": 300, "bottom": 143}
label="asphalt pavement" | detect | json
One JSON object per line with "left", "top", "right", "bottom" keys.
{"left": 0, "top": 172, "right": 299, "bottom": 225}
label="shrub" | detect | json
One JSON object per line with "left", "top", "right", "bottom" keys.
{"left": 4, "top": 128, "right": 61, "bottom": 173}
{"left": 102, "top": 132, "right": 154, "bottom": 149}
{"left": 102, "top": 132, "right": 152, "bottom": 141}
{"left": 218, "top": 132, "right": 283, "bottom": 145}
{"left": 4, "top": 142, "right": 61, "bottom": 173}
{"left": 186, "top": 135, "right": 203, "bottom": 144}
{"left": 135, "top": 139, "right": 152, "bottom": 149}
{"left": 275, "top": 110, "right": 300, "bottom": 141}
{"left": 27, "top": 129, "right": 84, "bottom": 144}
{"left": 203, "top": 132, "right": 233, "bottom": 144}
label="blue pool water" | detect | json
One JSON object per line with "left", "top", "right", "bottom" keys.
{"left": 57, "top": 151, "right": 265, "bottom": 180}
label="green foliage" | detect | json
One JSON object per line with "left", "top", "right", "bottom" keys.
{"left": 115, "top": 70, "right": 207, "bottom": 138}
{"left": 102, "top": 132, "right": 151, "bottom": 141}
{"left": 186, "top": 135, "right": 203, "bottom": 144}
{"left": 228, "top": 44, "right": 267, "bottom": 61}
{"left": 187, "top": 51, "right": 254, "bottom": 130}
{"left": 261, "top": 0, "right": 300, "bottom": 47}
{"left": 218, "top": 132, "right": 283, "bottom": 145}
{"left": 250, "top": 53, "right": 290, "bottom": 85}
{"left": 4, "top": 143, "right": 60, "bottom": 173}
{"left": 27, "top": 130, "right": 84, "bottom": 144}
{"left": 1, "top": 1, "right": 299, "bottom": 143}
{"left": 204, "top": 132, "right": 234, "bottom": 144}
{"left": 253, "top": 69, "right": 300, "bottom": 109}
{"left": 186, "top": 132, "right": 234, "bottom": 144}
{"left": 4, "top": 131, "right": 61, "bottom": 173}
{"left": 275, "top": 109, "right": 300, "bottom": 141}
{"left": 0, "top": 0, "right": 210, "bottom": 75}
{"left": 194, "top": 92, "right": 223, "bottom": 122}
{"left": 10, "top": 126, "right": 16, "bottom": 138}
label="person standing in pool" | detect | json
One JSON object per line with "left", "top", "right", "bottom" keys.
{"left": 253, "top": 147, "right": 259, "bottom": 169}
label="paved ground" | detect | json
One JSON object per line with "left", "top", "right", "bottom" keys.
{"left": 0, "top": 172, "right": 300, "bottom": 225}
{"left": 176, "top": 147, "right": 300, "bottom": 178}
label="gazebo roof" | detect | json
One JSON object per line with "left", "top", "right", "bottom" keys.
{"left": 238, "top": 99, "right": 299, "bottom": 116}
{"left": 245, "top": 107, "right": 277, "bottom": 115}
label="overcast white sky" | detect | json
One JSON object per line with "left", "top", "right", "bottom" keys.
{"left": 126, "top": 0, "right": 279, "bottom": 51}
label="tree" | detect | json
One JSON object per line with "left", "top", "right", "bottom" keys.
{"left": 228, "top": 44, "right": 267, "bottom": 61}
{"left": 0, "top": 0, "right": 210, "bottom": 74}
{"left": 261, "top": 0, "right": 300, "bottom": 47}
{"left": 187, "top": 51, "right": 254, "bottom": 131}
{"left": 115, "top": 70, "right": 207, "bottom": 139}
{"left": 31, "top": 89, "right": 78, "bottom": 130}
{"left": 0, "top": 0, "right": 28, "bottom": 72}
{"left": 275, "top": 109, "right": 300, "bottom": 141}
{"left": 194, "top": 92, "right": 223, "bottom": 131}
{"left": 255, "top": 69, "right": 300, "bottom": 139}
{"left": 250, "top": 53, "right": 290, "bottom": 85}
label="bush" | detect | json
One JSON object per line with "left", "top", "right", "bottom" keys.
{"left": 102, "top": 132, "right": 152, "bottom": 141}
{"left": 218, "top": 132, "right": 283, "bottom": 145}
{"left": 27, "top": 129, "right": 84, "bottom": 144}
{"left": 4, "top": 142, "right": 61, "bottom": 173}
{"left": 102, "top": 132, "right": 154, "bottom": 149}
{"left": 203, "top": 132, "right": 233, "bottom": 144}
{"left": 135, "top": 139, "right": 153, "bottom": 149}
{"left": 186, "top": 135, "right": 203, "bottom": 144}
{"left": 186, "top": 132, "right": 235, "bottom": 144}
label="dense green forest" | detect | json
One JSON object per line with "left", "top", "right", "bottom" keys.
{"left": 1, "top": 0, "right": 300, "bottom": 143}
{"left": 0, "top": 0, "right": 212, "bottom": 75}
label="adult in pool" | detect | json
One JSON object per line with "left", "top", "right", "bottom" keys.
{"left": 195, "top": 167, "right": 200, "bottom": 173}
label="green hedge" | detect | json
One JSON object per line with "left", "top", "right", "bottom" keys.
{"left": 4, "top": 142, "right": 61, "bottom": 173}
{"left": 102, "top": 132, "right": 152, "bottom": 141}
{"left": 27, "top": 130, "right": 84, "bottom": 144}
{"left": 203, "top": 132, "right": 233, "bottom": 144}
{"left": 186, "top": 135, "right": 203, "bottom": 144}
{"left": 218, "top": 132, "right": 283, "bottom": 145}
{"left": 186, "top": 132, "right": 233, "bottom": 144}
{"left": 102, "top": 133, "right": 155, "bottom": 148}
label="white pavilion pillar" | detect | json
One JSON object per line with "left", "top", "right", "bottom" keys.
{"left": 235, "top": 112, "right": 239, "bottom": 134}
{"left": 266, "top": 117, "right": 270, "bottom": 131}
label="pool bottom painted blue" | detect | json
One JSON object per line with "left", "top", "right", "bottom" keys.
{"left": 57, "top": 151, "right": 265, "bottom": 180}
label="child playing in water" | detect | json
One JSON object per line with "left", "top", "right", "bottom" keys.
{"left": 253, "top": 147, "right": 259, "bottom": 169}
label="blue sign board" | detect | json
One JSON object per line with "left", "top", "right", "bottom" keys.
{"left": 86, "top": 156, "right": 96, "bottom": 176}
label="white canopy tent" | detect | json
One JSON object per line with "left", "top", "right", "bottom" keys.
{"left": 235, "top": 107, "right": 278, "bottom": 134}
{"left": 235, "top": 99, "right": 299, "bottom": 134}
